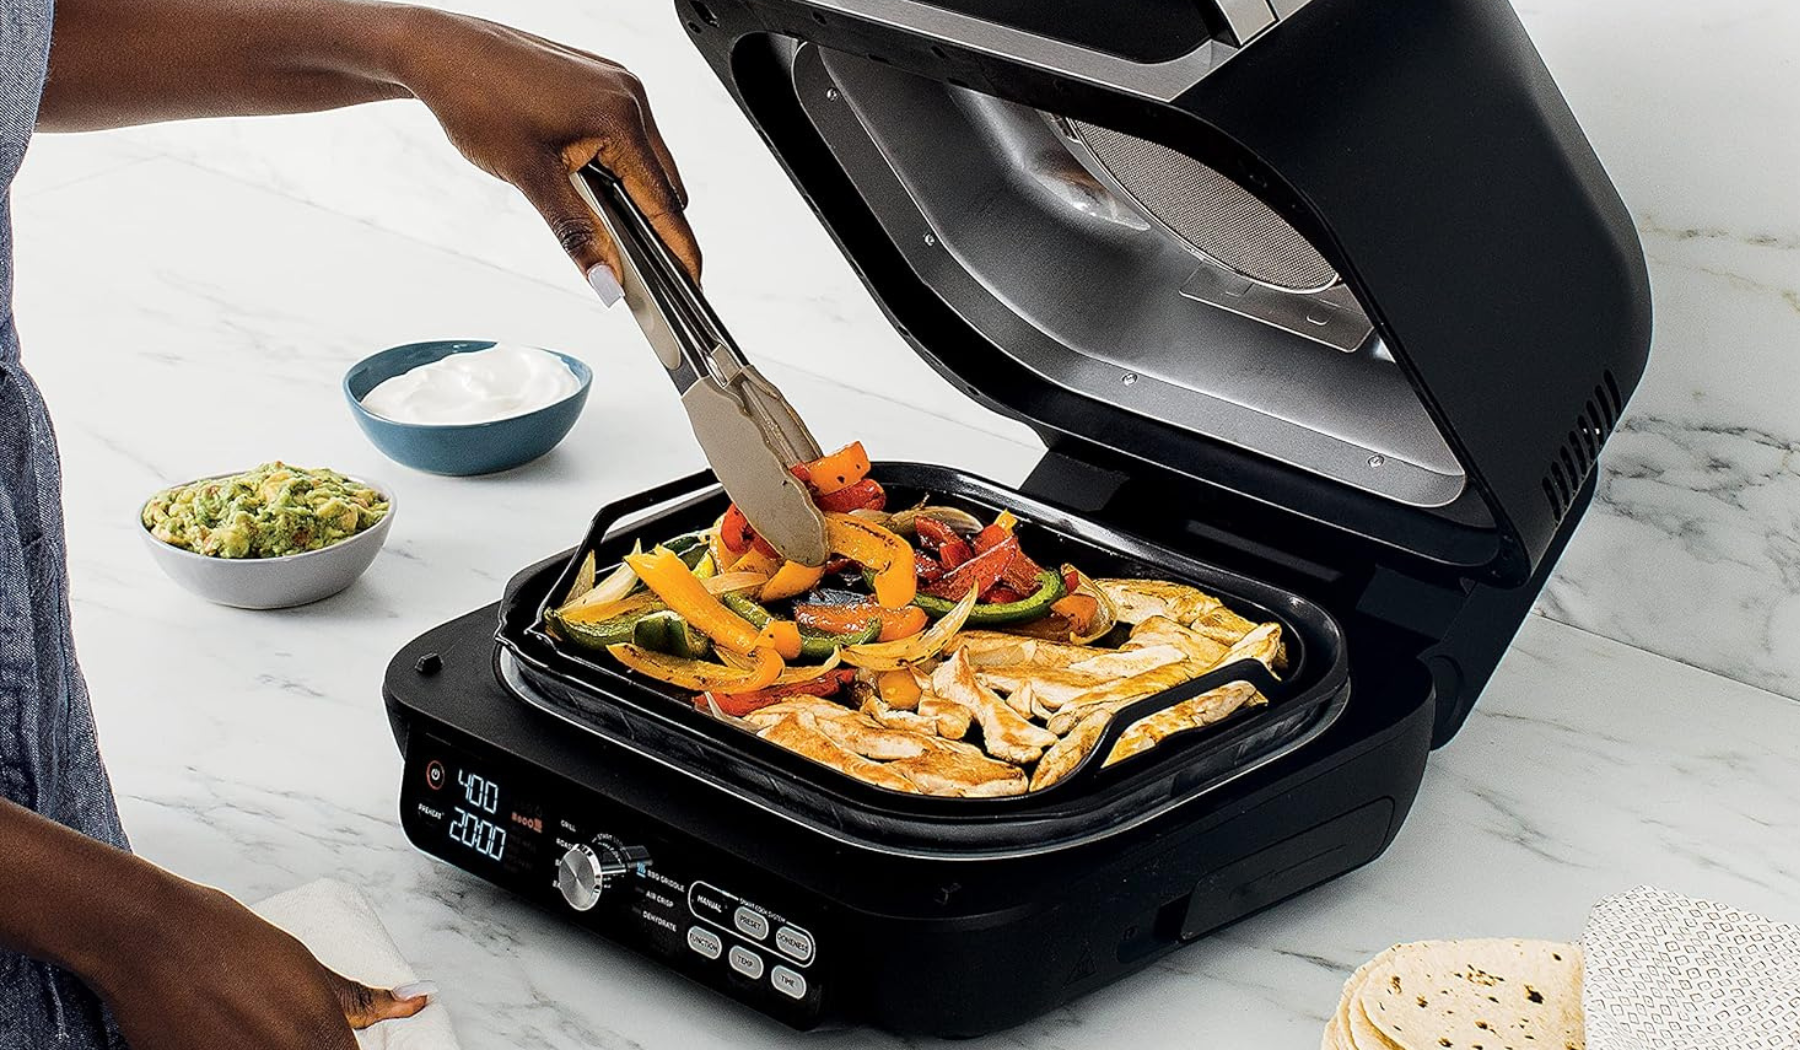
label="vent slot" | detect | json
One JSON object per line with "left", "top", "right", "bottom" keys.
{"left": 1539, "top": 371, "right": 1625, "bottom": 523}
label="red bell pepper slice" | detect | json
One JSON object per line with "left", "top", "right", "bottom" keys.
{"left": 971, "top": 524, "right": 1010, "bottom": 554}
{"left": 793, "top": 602, "right": 923, "bottom": 640}
{"left": 983, "top": 584, "right": 1026, "bottom": 604}
{"left": 923, "top": 534, "right": 1018, "bottom": 601}
{"left": 813, "top": 478, "right": 887, "bottom": 514}
{"left": 937, "top": 536, "right": 973, "bottom": 570}
{"left": 914, "top": 552, "right": 946, "bottom": 583}
{"left": 720, "top": 504, "right": 756, "bottom": 555}
{"left": 700, "top": 669, "right": 857, "bottom": 718}
{"left": 913, "top": 516, "right": 958, "bottom": 552}
{"left": 1000, "top": 547, "right": 1045, "bottom": 593}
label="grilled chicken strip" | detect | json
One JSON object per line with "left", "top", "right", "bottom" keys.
{"left": 888, "top": 740, "right": 1029, "bottom": 798}
{"left": 1030, "top": 709, "right": 1110, "bottom": 791}
{"left": 1104, "top": 681, "right": 1264, "bottom": 766}
{"left": 976, "top": 667, "right": 1107, "bottom": 710}
{"left": 741, "top": 697, "right": 856, "bottom": 731}
{"left": 1095, "top": 578, "right": 1263, "bottom": 645}
{"left": 1044, "top": 660, "right": 1212, "bottom": 735}
{"left": 947, "top": 632, "right": 1102, "bottom": 669}
{"left": 919, "top": 695, "right": 974, "bottom": 738}
{"left": 858, "top": 688, "right": 972, "bottom": 741}
{"left": 1046, "top": 621, "right": 1283, "bottom": 734}
{"left": 813, "top": 711, "right": 942, "bottom": 760}
{"left": 758, "top": 712, "right": 919, "bottom": 793}
{"left": 932, "top": 651, "right": 1059, "bottom": 765}
{"left": 860, "top": 692, "right": 944, "bottom": 736}
{"left": 1124, "top": 616, "right": 1230, "bottom": 666}
{"left": 1066, "top": 643, "right": 1186, "bottom": 680}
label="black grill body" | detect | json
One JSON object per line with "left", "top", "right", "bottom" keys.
{"left": 387, "top": 0, "right": 1647, "bottom": 1035}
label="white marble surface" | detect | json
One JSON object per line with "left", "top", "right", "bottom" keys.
{"left": 6, "top": 1, "right": 1799, "bottom": 1047}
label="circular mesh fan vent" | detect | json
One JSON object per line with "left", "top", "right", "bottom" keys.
{"left": 1067, "top": 119, "right": 1338, "bottom": 293}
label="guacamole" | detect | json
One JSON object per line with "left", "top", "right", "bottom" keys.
{"left": 143, "top": 462, "right": 388, "bottom": 559}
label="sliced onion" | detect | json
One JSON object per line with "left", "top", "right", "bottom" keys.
{"left": 840, "top": 586, "right": 980, "bottom": 671}
{"left": 713, "top": 646, "right": 845, "bottom": 682}
{"left": 1064, "top": 563, "right": 1119, "bottom": 645}
{"left": 557, "top": 590, "right": 661, "bottom": 626}
{"left": 560, "top": 540, "right": 643, "bottom": 616}
{"left": 884, "top": 504, "right": 983, "bottom": 537}
{"left": 565, "top": 552, "right": 598, "bottom": 604}
{"left": 849, "top": 507, "right": 893, "bottom": 527}
{"left": 703, "top": 571, "right": 770, "bottom": 596}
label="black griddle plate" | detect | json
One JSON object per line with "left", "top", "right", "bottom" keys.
{"left": 495, "top": 464, "right": 1350, "bottom": 857}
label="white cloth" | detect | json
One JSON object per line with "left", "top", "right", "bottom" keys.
{"left": 1581, "top": 885, "right": 1800, "bottom": 1050}
{"left": 252, "top": 879, "right": 460, "bottom": 1050}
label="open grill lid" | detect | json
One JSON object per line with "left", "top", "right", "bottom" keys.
{"left": 678, "top": 0, "right": 1651, "bottom": 586}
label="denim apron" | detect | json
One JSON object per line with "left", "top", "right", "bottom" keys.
{"left": 3, "top": 0, "right": 132, "bottom": 1044}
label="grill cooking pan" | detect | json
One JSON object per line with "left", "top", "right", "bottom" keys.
{"left": 497, "top": 463, "right": 1348, "bottom": 857}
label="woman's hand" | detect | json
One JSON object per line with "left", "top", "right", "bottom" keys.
{"left": 397, "top": 10, "right": 702, "bottom": 289}
{"left": 0, "top": 799, "right": 429, "bottom": 1049}
{"left": 96, "top": 879, "right": 429, "bottom": 1050}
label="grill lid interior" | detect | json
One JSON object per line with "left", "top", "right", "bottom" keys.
{"left": 797, "top": 45, "right": 1465, "bottom": 510}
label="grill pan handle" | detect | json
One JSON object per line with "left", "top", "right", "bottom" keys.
{"left": 1040, "top": 658, "right": 1291, "bottom": 797}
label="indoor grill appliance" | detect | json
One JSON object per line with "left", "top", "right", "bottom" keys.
{"left": 385, "top": 0, "right": 1652, "bottom": 1036}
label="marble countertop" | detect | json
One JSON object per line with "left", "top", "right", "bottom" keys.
{"left": 9, "top": 0, "right": 1799, "bottom": 1046}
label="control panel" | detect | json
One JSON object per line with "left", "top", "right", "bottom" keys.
{"left": 400, "top": 734, "right": 826, "bottom": 1026}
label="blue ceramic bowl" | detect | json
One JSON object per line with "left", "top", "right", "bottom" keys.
{"left": 343, "top": 340, "right": 592, "bottom": 476}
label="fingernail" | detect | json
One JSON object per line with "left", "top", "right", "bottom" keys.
{"left": 393, "top": 980, "right": 438, "bottom": 1001}
{"left": 586, "top": 265, "right": 623, "bottom": 307}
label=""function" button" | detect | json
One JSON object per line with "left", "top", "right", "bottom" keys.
{"left": 770, "top": 964, "right": 807, "bottom": 1000}
{"left": 728, "top": 945, "right": 765, "bottom": 980}
{"left": 774, "top": 924, "right": 814, "bottom": 964}
{"left": 733, "top": 906, "right": 770, "bottom": 941}
{"left": 685, "top": 926, "right": 723, "bottom": 960}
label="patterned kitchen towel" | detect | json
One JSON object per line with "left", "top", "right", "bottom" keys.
{"left": 1581, "top": 885, "right": 1800, "bottom": 1049}
{"left": 253, "top": 879, "right": 461, "bottom": 1050}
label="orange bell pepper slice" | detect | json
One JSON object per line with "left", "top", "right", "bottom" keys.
{"left": 625, "top": 546, "right": 764, "bottom": 655}
{"left": 876, "top": 668, "right": 923, "bottom": 708}
{"left": 877, "top": 605, "right": 929, "bottom": 642}
{"left": 1050, "top": 594, "right": 1100, "bottom": 636}
{"left": 804, "top": 442, "right": 872, "bottom": 495}
{"left": 761, "top": 560, "right": 826, "bottom": 602}
{"left": 756, "top": 620, "right": 804, "bottom": 661}
{"left": 823, "top": 513, "right": 916, "bottom": 609}
{"left": 729, "top": 546, "right": 782, "bottom": 578}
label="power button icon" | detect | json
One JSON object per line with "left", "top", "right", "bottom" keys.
{"left": 425, "top": 760, "right": 446, "bottom": 790}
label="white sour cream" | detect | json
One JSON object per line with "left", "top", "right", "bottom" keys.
{"left": 361, "top": 344, "right": 581, "bottom": 425}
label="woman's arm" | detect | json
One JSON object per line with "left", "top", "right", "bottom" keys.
{"left": 0, "top": 798, "right": 425, "bottom": 1049}
{"left": 40, "top": 0, "right": 700, "bottom": 281}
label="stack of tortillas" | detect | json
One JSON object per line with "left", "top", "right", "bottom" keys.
{"left": 1323, "top": 939, "right": 1584, "bottom": 1050}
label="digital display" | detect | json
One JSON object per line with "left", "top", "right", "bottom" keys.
{"left": 448, "top": 768, "right": 507, "bottom": 862}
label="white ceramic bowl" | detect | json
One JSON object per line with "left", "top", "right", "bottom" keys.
{"left": 138, "top": 472, "right": 396, "bottom": 609}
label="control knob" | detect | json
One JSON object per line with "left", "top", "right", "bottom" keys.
{"left": 556, "top": 842, "right": 651, "bottom": 912}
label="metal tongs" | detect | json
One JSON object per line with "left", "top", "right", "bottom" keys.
{"left": 571, "top": 165, "right": 830, "bottom": 567}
